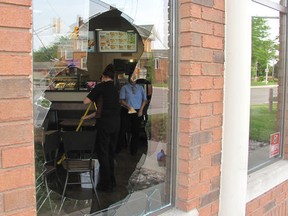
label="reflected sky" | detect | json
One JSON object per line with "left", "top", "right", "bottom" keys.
{"left": 33, "top": 0, "right": 168, "bottom": 50}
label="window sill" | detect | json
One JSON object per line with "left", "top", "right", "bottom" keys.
{"left": 246, "top": 160, "right": 288, "bottom": 202}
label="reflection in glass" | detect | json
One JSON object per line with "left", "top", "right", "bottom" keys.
{"left": 249, "top": 2, "right": 284, "bottom": 172}
{"left": 33, "top": 0, "right": 172, "bottom": 215}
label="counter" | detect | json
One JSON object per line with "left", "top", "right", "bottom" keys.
{"left": 45, "top": 91, "right": 90, "bottom": 102}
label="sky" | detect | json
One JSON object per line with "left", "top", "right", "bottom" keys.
{"left": 33, "top": 0, "right": 168, "bottom": 50}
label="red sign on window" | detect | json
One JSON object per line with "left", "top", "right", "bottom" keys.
{"left": 270, "top": 132, "right": 280, "bottom": 158}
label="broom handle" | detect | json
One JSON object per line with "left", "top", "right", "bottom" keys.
{"left": 76, "top": 102, "right": 92, "bottom": 132}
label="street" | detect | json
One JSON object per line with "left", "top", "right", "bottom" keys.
{"left": 250, "top": 85, "right": 278, "bottom": 105}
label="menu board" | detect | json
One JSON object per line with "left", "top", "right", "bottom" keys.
{"left": 98, "top": 31, "right": 137, "bottom": 52}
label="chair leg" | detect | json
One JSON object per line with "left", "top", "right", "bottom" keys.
{"left": 59, "top": 172, "right": 69, "bottom": 214}
{"left": 44, "top": 177, "right": 53, "bottom": 212}
{"left": 90, "top": 171, "right": 100, "bottom": 209}
{"left": 58, "top": 197, "right": 66, "bottom": 215}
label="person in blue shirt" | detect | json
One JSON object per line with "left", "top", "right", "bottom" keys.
{"left": 117, "top": 71, "right": 147, "bottom": 155}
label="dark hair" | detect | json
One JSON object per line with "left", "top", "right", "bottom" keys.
{"left": 102, "top": 64, "right": 115, "bottom": 79}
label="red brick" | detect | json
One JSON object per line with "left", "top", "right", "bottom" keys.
{"left": 202, "top": 7, "right": 224, "bottom": 23}
{"left": 6, "top": 208, "right": 36, "bottom": 216}
{"left": 178, "top": 159, "right": 192, "bottom": 174}
{"left": 181, "top": 46, "right": 214, "bottom": 62}
{"left": 180, "top": 18, "right": 192, "bottom": 33}
{"left": 178, "top": 172, "right": 200, "bottom": 187}
{"left": 0, "top": 123, "right": 33, "bottom": 147}
{"left": 179, "top": 104, "right": 212, "bottom": 118}
{"left": 201, "top": 115, "right": 222, "bottom": 130}
{"left": 0, "top": 54, "right": 32, "bottom": 75}
{"left": 0, "top": 78, "right": 32, "bottom": 99}
{"left": 201, "top": 90, "right": 223, "bottom": 103}
{"left": 213, "top": 77, "right": 224, "bottom": 89}
{"left": 179, "top": 132, "right": 193, "bottom": 147}
{"left": 202, "top": 63, "right": 224, "bottom": 76}
{"left": 181, "top": 18, "right": 214, "bottom": 35}
{"left": 201, "top": 142, "right": 221, "bottom": 156}
{"left": 0, "top": 166, "right": 35, "bottom": 192}
{"left": 0, "top": 6, "right": 32, "bottom": 29}
{"left": 179, "top": 90, "right": 200, "bottom": 105}
{"left": 4, "top": 187, "right": 35, "bottom": 211}
{"left": 179, "top": 118, "right": 201, "bottom": 133}
{"left": 213, "top": 102, "right": 223, "bottom": 115}
{"left": 214, "top": 0, "right": 225, "bottom": 11}
{"left": 180, "top": 62, "right": 202, "bottom": 76}
{"left": 0, "top": 0, "right": 31, "bottom": 6}
{"left": 179, "top": 146, "right": 200, "bottom": 160}
{"left": 203, "top": 35, "right": 224, "bottom": 50}
{"left": 247, "top": 199, "right": 260, "bottom": 214}
{"left": 191, "top": 183, "right": 211, "bottom": 200}
{"left": 178, "top": 184, "right": 205, "bottom": 201}
{"left": 176, "top": 198, "right": 199, "bottom": 212}
{"left": 198, "top": 204, "right": 212, "bottom": 215}
{"left": 200, "top": 166, "right": 220, "bottom": 182}
{"left": 211, "top": 200, "right": 219, "bottom": 214}
{"left": 0, "top": 99, "right": 32, "bottom": 122}
{"left": 0, "top": 30, "right": 32, "bottom": 52}
{"left": 191, "top": 19, "right": 214, "bottom": 34}
{"left": 260, "top": 192, "right": 272, "bottom": 206}
{"left": 212, "top": 127, "right": 222, "bottom": 141}
{"left": 180, "top": 76, "right": 214, "bottom": 90}
{"left": 0, "top": 193, "right": 3, "bottom": 214}
{"left": 213, "top": 23, "right": 225, "bottom": 37}
{"left": 181, "top": 32, "right": 202, "bottom": 47}
{"left": 2, "top": 145, "right": 34, "bottom": 168}
{"left": 190, "top": 157, "right": 212, "bottom": 173}
{"left": 180, "top": 3, "right": 201, "bottom": 18}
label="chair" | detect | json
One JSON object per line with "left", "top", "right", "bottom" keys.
{"left": 59, "top": 131, "right": 100, "bottom": 212}
{"left": 36, "top": 130, "right": 61, "bottom": 213}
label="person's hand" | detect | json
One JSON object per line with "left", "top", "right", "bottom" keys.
{"left": 81, "top": 115, "right": 88, "bottom": 120}
{"left": 137, "top": 110, "right": 143, "bottom": 117}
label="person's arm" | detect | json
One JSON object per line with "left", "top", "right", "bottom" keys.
{"left": 120, "top": 99, "right": 134, "bottom": 111}
{"left": 82, "top": 112, "right": 96, "bottom": 120}
{"left": 137, "top": 99, "right": 147, "bottom": 117}
{"left": 83, "top": 97, "right": 92, "bottom": 104}
{"left": 137, "top": 85, "right": 147, "bottom": 117}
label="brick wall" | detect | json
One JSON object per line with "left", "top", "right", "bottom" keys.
{"left": 246, "top": 180, "right": 288, "bottom": 215}
{"left": 177, "top": 0, "right": 224, "bottom": 215}
{"left": 0, "top": 0, "right": 35, "bottom": 215}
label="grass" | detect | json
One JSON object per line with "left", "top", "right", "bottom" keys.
{"left": 249, "top": 104, "right": 277, "bottom": 142}
{"left": 152, "top": 82, "right": 168, "bottom": 88}
{"left": 251, "top": 81, "right": 277, "bottom": 86}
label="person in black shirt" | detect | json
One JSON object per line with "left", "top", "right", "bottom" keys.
{"left": 83, "top": 64, "right": 120, "bottom": 192}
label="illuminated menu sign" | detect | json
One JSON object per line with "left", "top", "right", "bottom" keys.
{"left": 98, "top": 31, "right": 137, "bottom": 53}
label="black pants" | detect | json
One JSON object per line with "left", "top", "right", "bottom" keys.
{"left": 95, "top": 115, "right": 120, "bottom": 189}
{"left": 116, "top": 107, "right": 142, "bottom": 155}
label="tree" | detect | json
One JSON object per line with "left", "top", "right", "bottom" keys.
{"left": 33, "top": 36, "right": 69, "bottom": 62}
{"left": 252, "top": 17, "right": 279, "bottom": 78}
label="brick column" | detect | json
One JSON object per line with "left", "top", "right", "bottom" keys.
{"left": 177, "top": 0, "right": 224, "bottom": 215}
{"left": 0, "top": 0, "right": 35, "bottom": 215}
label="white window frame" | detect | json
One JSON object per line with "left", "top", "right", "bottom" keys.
{"left": 220, "top": 0, "right": 288, "bottom": 215}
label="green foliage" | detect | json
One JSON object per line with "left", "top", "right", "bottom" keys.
{"left": 33, "top": 36, "right": 69, "bottom": 62}
{"left": 249, "top": 104, "right": 277, "bottom": 142}
{"left": 146, "top": 53, "right": 155, "bottom": 83}
{"left": 252, "top": 17, "right": 279, "bottom": 77}
{"left": 147, "top": 113, "right": 168, "bottom": 142}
